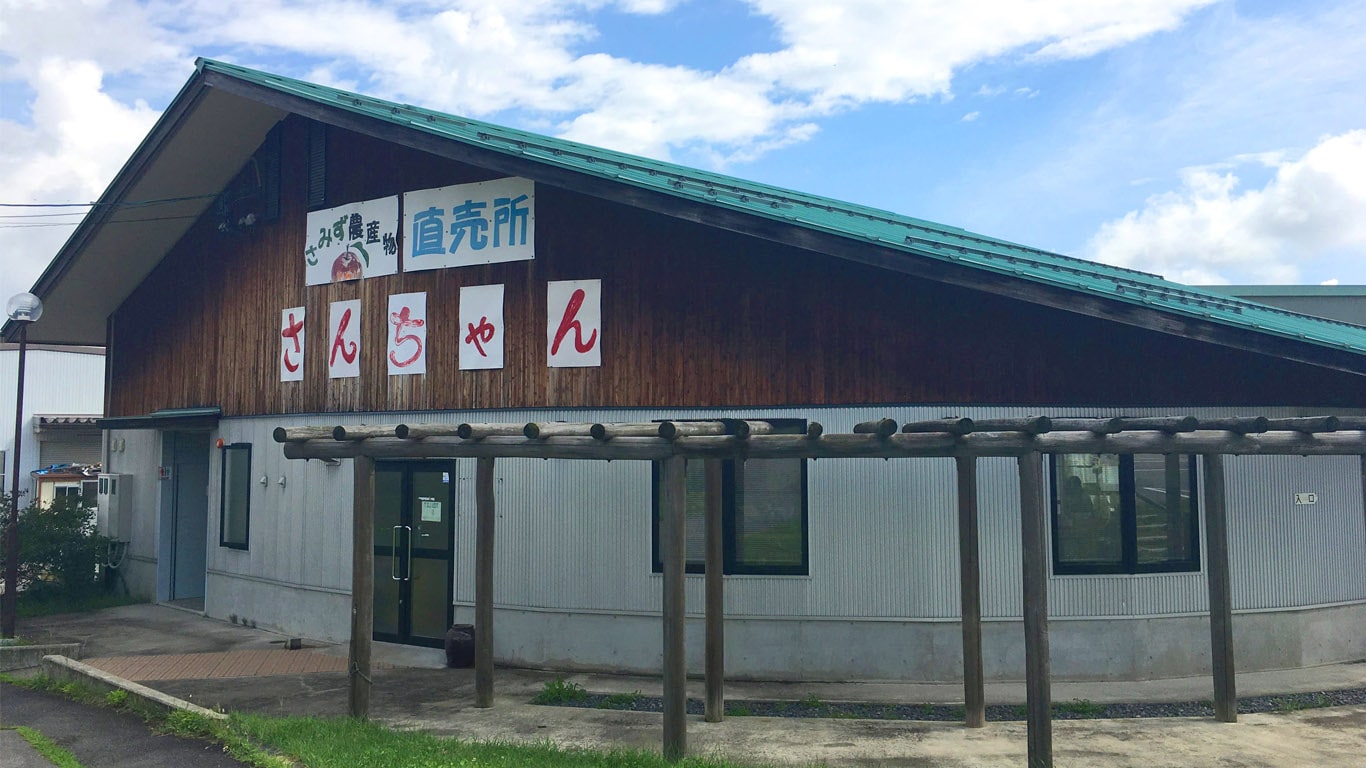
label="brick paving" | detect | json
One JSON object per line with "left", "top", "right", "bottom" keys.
{"left": 80, "top": 649, "right": 384, "bottom": 681}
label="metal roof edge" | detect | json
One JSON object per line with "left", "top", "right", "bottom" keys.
{"left": 96, "top": 407, "right": 222, "bottom": 431}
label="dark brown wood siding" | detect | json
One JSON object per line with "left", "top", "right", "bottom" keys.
{"left": 108, "top": 119, "right": 1365, "bottom": 417}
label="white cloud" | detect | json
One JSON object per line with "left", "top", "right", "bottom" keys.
{"left": 1321, "top": 278, "right": 1340, "bottom": 286}
{"left": 961, "top": 111, "right": 980, "bottom": 122}
{"left": 1086, "top": 130, "right": 1366, "bottom": 284}
{"left": 0, "top": 0, "right": 1232, "bottom": 296}
{"left": 0, "top": 58, "right": 161, "bottom": 297}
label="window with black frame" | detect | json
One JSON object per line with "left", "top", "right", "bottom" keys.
{"left": 220, "top": 443, "right": 252, "bottom": 549}
{"left": 651, "top": 419, "right": 808, "bottom": 575}
{"left": 1051, "top": 453, "right": 1199, "bottom": 574}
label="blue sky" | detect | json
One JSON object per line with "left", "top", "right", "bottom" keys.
{"left": 2, "top": 0, "right": 1364, "bottom": 301}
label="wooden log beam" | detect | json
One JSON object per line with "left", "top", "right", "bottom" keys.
{"left": 349, "top": 455, "right": 375, "bottom": 720}
{"left": 972, "top": 416, "right": 1052, "bottom": 434}
{"left": 1047, "top": 417, "right": 1124, "bottom": 435}
{"left": 1018, "top": 452, "right": 1053, "bottom": 768}
{"left": 660, "top": 420, "right": 742, "bottom": 439}
{"left": 458, "top": 423, "right": 527, "bottom": 439}
{"left": 273, "top": 425, "right": 338, "bottom": 443}
{"left": 591, "top": 422, "right": 666, "bottom": 440}
{"left": 956, "top": 454, "right": 985, "bottom": 728}
{"left": 1116, "top": 416, "right": 1199, "bottom": 433}
{"left": 704, "top": 458, "right": 725, "bottom": 724}
{"left": 1333, "top": 416, "right": 1366, "bottom": 431}
{"left": 658, "top": 455, "right": 688, "bottom": 761}
{"left": 332, "top": 425, "right": 403, "bottom": 441}
{"left": 742, "top": 420, "right": 775, "bottom": 436}
{"left": 1263, "top": 416, "right": 1339, "bottom": 433}
{"left": 523, "top": 422, "right": 596, "bottom": 439}
{"left": 1196, "top": 417, "right": 1269, "bottom": 434}
{"left": 281, "top": 430, "right": 1366, "bottom": 462}
{"left": 394, "top": 424, "right": 463, "bottom": 439}
{"left": 902, "top": 417, "right": 975, "bottom": 435}
{"left": 853, "top": 418, "right": 899, "bottom": 437}
{"left": 475, "top": 457, "right": 496, "bottom": 708}
{"left": 1204, "top": 454, "right": 1237, "bottom": 723}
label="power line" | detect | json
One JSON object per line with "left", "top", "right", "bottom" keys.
{"left": 0, "top": 193, "right": 219, "bottom": 210}
{"left": 0, "top": 214, "right": 200, "bottom": 229}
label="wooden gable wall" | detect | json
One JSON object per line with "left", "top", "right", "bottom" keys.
{"left": 107, "top": 118, "right": 1365, "bottom": 418}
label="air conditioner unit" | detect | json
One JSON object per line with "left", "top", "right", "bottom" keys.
{"left": 97, "top": 473, "right": 130, "bottom": 541}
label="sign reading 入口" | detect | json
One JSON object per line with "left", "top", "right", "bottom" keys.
{"left": 304, "top": 196, "right": 399, "bottom": 285}
{"left": 403, "top": 177, "right": 535, "bottom": 271}
{"left": 1294, "top": 493, "right": 1318, "bottom": 505}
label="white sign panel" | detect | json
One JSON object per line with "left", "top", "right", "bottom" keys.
{"left": 459, "top": 285, "right": 505, "bottom": 370}
{"left": 387, "top": 292, "right": 428, "bottom": 376}
{"left": 547, "top": 279, "right": 601, "bottom": 368}
{"left": 403, "top": 177, "right": 535, "bottom": 271}
{"left": 304, "top": 196, "right": 399, "bottom": 285}
{"left": 328, "top": 300, "right": 361, "bottom": 379}
{"left": 1294, "top": 493, "right": 1318, "bottom": 506}
{"left": 280, "top": 306, "right": 305, "bottom": 382}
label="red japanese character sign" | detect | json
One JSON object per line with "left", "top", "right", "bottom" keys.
{"left": 280, "top": 306, "right": 306, "bottom": 382}
{"left": 547, "top": 279, "right": 601, "bottom": 368}
{"left": 387, "top": 292, "right": 427, "bottom": 375}
{"left": 328, "top": 299, "right": 361, "bottom": 379}
{"left": 459, "top": 284, "right": 504, "bottom": 370}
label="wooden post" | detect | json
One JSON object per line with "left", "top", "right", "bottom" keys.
{"left": 475, "top": 457, "right": 496, "bottom": 708}
{"left": 1203, "top": 453, "right": 1237, "bottom": 723}
{"left": 658, "top": 456, "right": 688, "bottom": 761}
{"left": 349, "top": 455, "right": 375, "bottom": 720}
{"left": 956, "top": 455, "right": 985, "bottom": 728}
{"left": 1018, "top": 452, "right": 1052, "bottom": 768}
{"left": 704, "top": 458, "right": 724, "bottom": 723}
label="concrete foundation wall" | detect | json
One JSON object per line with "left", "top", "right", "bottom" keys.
{"left": 455, "top": 601, "right": 1366, "bottom": 682}
{"left": 204, "top": 570, "right": 351, "bottom": 642}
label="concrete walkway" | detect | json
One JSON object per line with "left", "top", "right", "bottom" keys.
{"left": 14, "top": 604, "right": 1366, "bottom": 767}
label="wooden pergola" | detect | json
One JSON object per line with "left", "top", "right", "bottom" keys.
{"left": 276, "top": 415, "right": 1366, "bottom": 768}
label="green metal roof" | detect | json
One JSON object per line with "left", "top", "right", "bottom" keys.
{"left": 198, "top": 58, "right": 1366, "bottom": 360}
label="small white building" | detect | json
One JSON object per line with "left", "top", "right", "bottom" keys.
{"left": 0, "top": 345, "right": 105, "bottom": 503}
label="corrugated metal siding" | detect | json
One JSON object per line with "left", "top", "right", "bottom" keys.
{"left": 1227, "top": 454, "right": 1366, "bottom": 610}
{"left": 193, "top": 404, "right": 1364, "bottom": 628}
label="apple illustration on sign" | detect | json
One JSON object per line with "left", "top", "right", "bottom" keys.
{"left": 332, "top": 250, "right": 363, "bottom": 282}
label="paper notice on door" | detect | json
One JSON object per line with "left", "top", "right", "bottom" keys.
{"left": 420, "top": 499, "right": 442, "bottom": 522}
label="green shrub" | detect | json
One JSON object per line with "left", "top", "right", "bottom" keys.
{"left": 532, "top": 677, "right": 589, "bottom": 704}
{"left": 0, "top": 493, "right": 111, "bottom": 601}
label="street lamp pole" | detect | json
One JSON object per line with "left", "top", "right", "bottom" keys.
{"left": 2, "top": 292, "right": 42, "bottom": 638}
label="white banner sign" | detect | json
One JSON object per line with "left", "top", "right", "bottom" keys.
{"left": 459, "top": 284, "right": 505, "bottom": 370}
{"left": 403, "top": 177, "right": 535, "bottom": 271}
{"left": 328, "top": 300, "right": 361, "bottom": 379}
{"left": 387, "top": 292, "right": 427, "bottom": 376}
{"left": 280, "top": 306, "right": 305, "bottom": 382}
{"left": 304, "top": 196, "right": 399, "bottom": 285}
{"left": 547, "top": 279, "right": 601, "bottom": 368}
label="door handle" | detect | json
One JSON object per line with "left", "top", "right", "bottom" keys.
{"left": 391, "top": 526, "right": 402, "bottom": 580}
{"left": 404, "top": 525, "right": 413, "bottom": 581}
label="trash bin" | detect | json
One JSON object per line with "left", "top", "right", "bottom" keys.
{"left": 445, "top": 624, "right": 475, "bottom": 668}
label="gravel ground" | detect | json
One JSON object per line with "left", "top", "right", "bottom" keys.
{"left": 540, "top": 686, "right": 1366, "bottom": 721}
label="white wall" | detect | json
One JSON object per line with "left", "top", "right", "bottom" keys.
{"left": 0, "top": 346, "right": 105, "bottom": 502}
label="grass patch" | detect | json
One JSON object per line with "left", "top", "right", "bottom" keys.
{"left": 533, "top": 677, "right": 589, "bottom": 705}
{"left": 1272, "top": 693, "right": 1332, "bottom": 714}
{"left": 235, "top": 714, "right": 760, "bottom": 768}
{"left": 11, "top": 726, "right": 85, "bottom": 768}
{"left": 1055, "top": 698, "right": 1105, "bottom": 718}
{"left": 599, "top": 691, "right": 643, "bottom": 709}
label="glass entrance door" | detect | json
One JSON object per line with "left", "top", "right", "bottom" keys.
{"left": 373, "top": 461, "right": 455, "bottom": 647}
